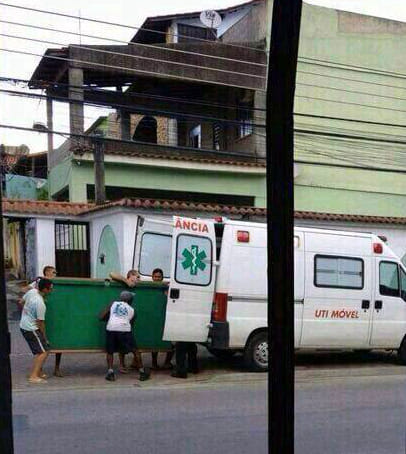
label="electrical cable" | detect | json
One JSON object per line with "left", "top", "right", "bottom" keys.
{"left": 0, "top": 87, "right": 267, "bottom": 128}
{"left": 0, "top": 32, "right": 266, "bottom": 80}
{"left": 0, "top": 18, "right": 266, "bottom": 68}
{"left": 0, "top": 47, "right": 266, "bottom": 93}
{"left": 0, "top": 1, "right": 265, "bottom": 53}
{"left": 298, "top": 56, "right": 406, "bottom": 80}
{"left": 3, "top": 76, "right": 406, "bottom": 132}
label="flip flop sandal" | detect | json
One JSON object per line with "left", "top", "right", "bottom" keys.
{"left": 28, "top": 377, "right": 47, "bottom": 384}
{"left": 119, "top": 368, "right": 130, "bottom": 374}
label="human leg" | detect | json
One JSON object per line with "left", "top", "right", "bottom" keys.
{"left": 171, "top": 342, "right": 188, "bottom": 378}
{"left": 105, "top": 331, "right": 116, "bottom": 381}
{"left": 29, "top": 352, "right": 49, "bottom": 380}
{"left": 54, "top": 353, "right": 63, "bottom": 377}
{"left": 151, "top": 351, "right": 159, "bottom": 369}
{"left": 187, "top": 343, "right": 199, "bottom": 373}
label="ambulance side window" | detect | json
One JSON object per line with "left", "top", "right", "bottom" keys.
{"left": 379, "top": 261, "right": 399, "bottom": 297}
{"left": 314, "top": 255, "right": 364, "bottom": 289}
{"left": 139, "top": 233, "right": 172, "bottom": 278}
{"left": 175, "top": 234, "right": 212, "bottom": 286}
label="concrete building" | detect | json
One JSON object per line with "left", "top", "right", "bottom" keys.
{"left": 28, "top": 0, "right": 406, "bottom": 218}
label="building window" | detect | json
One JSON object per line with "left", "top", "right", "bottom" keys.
{"left": 177, "top": 24, "right": 216, "bottom": 43}
{"left": 213, "top": 122, "right": 225, "bottom": 151}
{"left": 133, "top": 116, "right": 157, "bottom": 143}
{"left": 237, "top": 103, "right": 253, "bottom": 139}
{"left": 189, "top": 124, "right": 201, "bottom": 148}
{"left": 314, "top": 255, "right": 364, "bottom": 289}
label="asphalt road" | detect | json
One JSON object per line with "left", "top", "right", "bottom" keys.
{"left": 7, "top": 280, "right": 406, "bottom": 453}
{"left": 12, "top": 372, "right": 406, "bottom": 454}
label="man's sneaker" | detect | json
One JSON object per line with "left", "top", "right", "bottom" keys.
{"left": 105, "top": 371, "right": 116, "bottom": 382}
{"left": 171, "top": 371, "right": 187, "bottom": 379}
{"left": 139, "top": 368, "right": 151, "bottom": 381}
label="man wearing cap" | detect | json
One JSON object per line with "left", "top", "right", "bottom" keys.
{"left": 19, "top": 278, "right": 53, "bottom": 384}
{"left": 102, "top": 291, "right": 150, "bottom": 382}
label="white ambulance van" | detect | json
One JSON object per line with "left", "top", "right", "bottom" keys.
{"left": 134, "top": 216, "right": 406, "bottom": 371}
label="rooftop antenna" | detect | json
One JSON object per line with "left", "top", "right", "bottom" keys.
{"left": 200, "top": 10, "right": 222, "bottom": 40}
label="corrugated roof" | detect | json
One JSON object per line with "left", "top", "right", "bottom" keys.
{"left": 2, "top": 198, "right": 406, "bottom": 225}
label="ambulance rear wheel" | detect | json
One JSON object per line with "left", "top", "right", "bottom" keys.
{"left": 244, "top": 331, "right": 268, "bottom": 372}
{"left": 398, "top": 336, "right": 406, "bottom": 365}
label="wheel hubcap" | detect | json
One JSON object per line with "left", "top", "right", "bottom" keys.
{"left": 254, "top": 341, "right": 268, "bottom": 366}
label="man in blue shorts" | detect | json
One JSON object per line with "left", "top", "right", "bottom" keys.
{"left": 103, "top": 291, "right": 150, "bottom": 382}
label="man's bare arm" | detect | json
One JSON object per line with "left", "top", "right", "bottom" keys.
{"left": 109, "top": 272, "right": 135, "bottom": 288}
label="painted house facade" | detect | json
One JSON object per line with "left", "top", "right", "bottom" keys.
{"left": 27, "top": 0, "right": 406, "bottom": 218}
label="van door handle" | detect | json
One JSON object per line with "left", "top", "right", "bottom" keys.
{"left": 375, "top": 300, "right": 383, "bottom": 310}
{"left": 169, "top": 288, "right": 180, "bottom": 300}
{"left": 361, "top": 300, "right": 370, "bottom": 310}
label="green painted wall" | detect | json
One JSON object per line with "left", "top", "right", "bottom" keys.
{"left": 65, "top": 161, "right": 266, "bottom": 207}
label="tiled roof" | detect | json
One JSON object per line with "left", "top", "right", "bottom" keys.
{"left": 3, "top": 199, "right": 92, "bottom": 216}
{"left": 294, "top": 211, "right": 406, "bottom": 225}
{"left": 80, "top": 142, "right": 266, "bottom": 168}
{"left": 80, "top": 197, "right": 267, "bottom": 216}
{"left": 2, "top": 198, "right": 406, "bottom": 225}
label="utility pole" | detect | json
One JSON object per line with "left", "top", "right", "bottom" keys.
{"left": 0, "top": 143, "right": 14, "bottom": 454}
{"left": 92, "top": 131, "right": 106, "bottom": 205}
{"left": 266, "top": 0, "right": 302, "bottom": 453}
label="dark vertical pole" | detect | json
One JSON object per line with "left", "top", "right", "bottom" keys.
{"left": 93, "top": 131, "right": 106, "bottom": 205}
{"left": 0, "top": 144, "right": 14, "bottom": 454}
{"left": 267, "top": 0, "right": 302, "bottom": 453}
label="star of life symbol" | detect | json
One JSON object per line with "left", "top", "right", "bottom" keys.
{"left": 182, "top": 245, "right": 207, "bottom": 275}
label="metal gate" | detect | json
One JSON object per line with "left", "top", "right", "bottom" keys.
{"left": 55, "top": 221, "right": 90, "bottom": 277}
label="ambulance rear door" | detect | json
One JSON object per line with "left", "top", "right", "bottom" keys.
{"left": 133, "top": 216, "right": 173, "bottom": 279}
{"left": 163, "top": 216, "right": 216, "bottom": 342}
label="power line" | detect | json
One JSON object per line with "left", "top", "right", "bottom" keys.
{"left": 297, "top": 69, "right": 406, "bottom": 92}
{"left": 4, "top": 31, "right": 406, "bottom": 104}
{"left": 0, "top": 123, "right": 266, "bottom": 161}
{"left": 296, "top": 93, "right": 406, "bottom": 114}
{"left": 297, "top": 80, "right": 406, "bottom": 103}
{"left": 0, "top": 47, "right": 266, "bottom": 93}
{"left": 4, "top": 76, "right": 406, "bottom": 132}
{"left": 4, "top": 46, "right": 406, "bottom": 113}
{"left": 0, "top": 19, "right": 266, "bottom": 68}
{"left": 0, "top": 32, "right": 266, "bottom": 81}
{"left": 294, "top": 159, "right": 406, "bottom": 174}
{"left": 0, "top": 1, "right": 265, "bottom": 53}
{"left": 0, "top": 87, "right": 267, "bottom": 128}
{"left": 298, "top": 56, "right": 406, "bottom": 80}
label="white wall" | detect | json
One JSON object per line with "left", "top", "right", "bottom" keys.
{"left": 122, "top": 213, "right": 140, "bottom": 273}
{"left": 35, "top": 218, "right": 55, "bottom": 276}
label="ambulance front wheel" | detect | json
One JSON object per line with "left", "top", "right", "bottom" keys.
{"left": 398, "top": 336, "right": 406, "bottom": 365}
{"left": 244, "top": 331, "right": 268, "bottom": 372}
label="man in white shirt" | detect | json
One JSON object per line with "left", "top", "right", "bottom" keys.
{"left": 104, "top": 291, "right": 136, "bottom": 381}
{"left": 19, "top": 279, "right": 53, "bottom": 384}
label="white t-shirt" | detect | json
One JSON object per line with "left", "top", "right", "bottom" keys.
{"left": 106, "top": 301, "right": 134, "bottom": 332}
{"left": 20, "top": 289, "right": 46, "bottom": 331}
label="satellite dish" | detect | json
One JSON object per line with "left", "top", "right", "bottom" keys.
{"left": 200, "top": 10, "right": 222, "bottom": 29}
